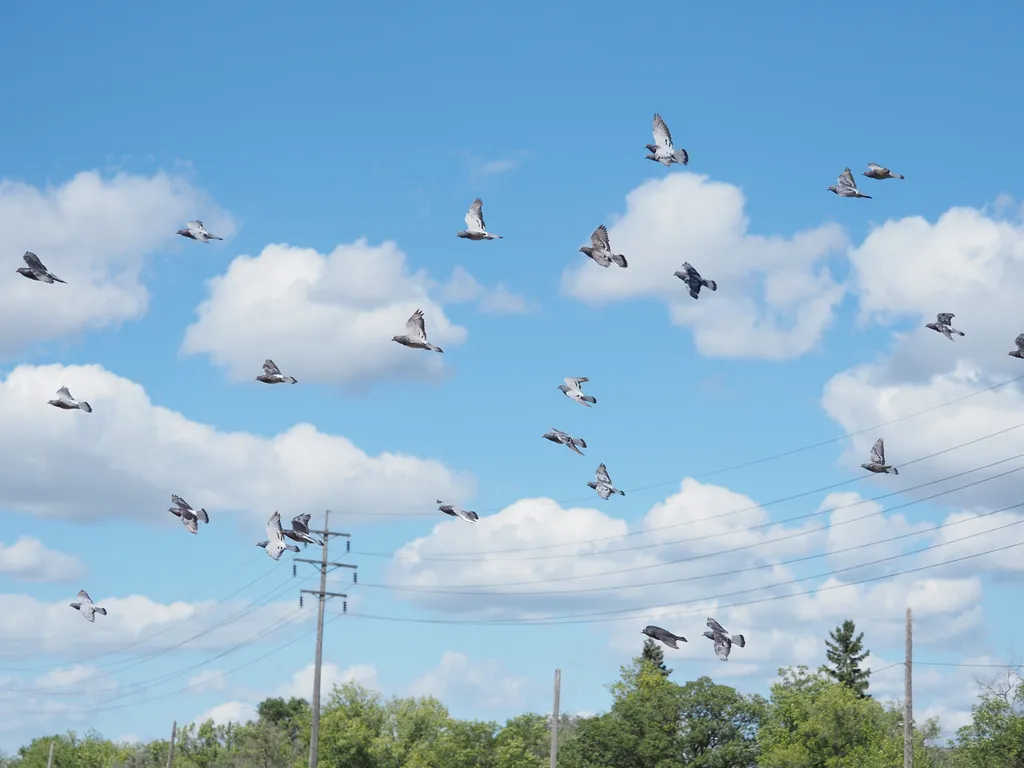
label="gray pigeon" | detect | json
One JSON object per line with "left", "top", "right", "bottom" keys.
{"left": 644, "top": 114, "right": 689, "bottom": 166}
{"left": 69, "top": 589, "right": 107, "bottom": 623}
{"left": 925, "top": 312, "right": 964, "bottom": 341}
{"left": 674, "top": 262, "right": 717, "bottom": 300}
{"left": 456, "top": 198, "right": 503, "bottom": 240}
{"left": 587, "top": 463, "right": 625, "bottom": 500}
{"left": 863, "top": 163, "right": 905, "bottom": 180}
{"left": 168, "top": 494, "right": 210, "bottom": 535}
{"left": 17, "top": 251, "right": 66, "bottom": 284}
{"left": 48, "top": 386, "right": 92, "bottom": 413}
{"left": 256, "top": 359, "right": 298, "bottom": 384}
{"left": 703, "top": 617, "right": 746, "bottom": 661}
{"left": 542, "top": 428, "right": 587, "bottom": 456}
{"left": 1008, "top": 334, "right": 1024, "bottom": 359}
{"left": 642, "top": 625, "right": 688, "bottom": 649}
{"left": 828, "top": 168, "right": 872, "bottom": 199}
{"left": 861, "top": 437, "right": 898, "bottom": 475}
{"left": 437, "top": 499, "right": 479, "bottom": 523}
{"left": 558, "top": 377, "right": 596, "bottom": 407}
{"left": 579, "top": 225, "right": 628, "bottom": 268}
{"left": 392, "top": 309, "right": 443, "bottom": 353}
{"left": 282, "top": 513, "right": 324, "bottom": 546}
{"left": 257, "top": 511, "right": 301, "bottom": 560}
{"left": 176, "top": 220, "right": 223, "bottom": 242}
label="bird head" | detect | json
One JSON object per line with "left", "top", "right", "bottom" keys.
{"left": 69, "top": 602, "right": 81, "bottom": 610}
{"left": 256, "top": 541, "right": 268, "bottom": 549}
{"left": 859, "top": 463, "right": 872, "bottom": 471}
{"left": 557, "top": 384, "right": 569, "bottom": 393}
{"left": 827, "top": 186, "right": 838, "bottom": 194}
{"left": 702, "top": 630, "right": 715, "bottom": 639}
{"left": 391, "top": 335, "right": 402, "bottom": 343}
{"left": 578, "top": 247, "right": 587, "bottom": 255}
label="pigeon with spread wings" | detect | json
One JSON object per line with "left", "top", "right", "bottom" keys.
{"left": 256, "top": 359, "right": 298, "bottom": 384}
{"left": 176, "top": 220, "right": 223, "bottom": 242}
{"left": 558, "top": 377, "right": 597, "bottom": 407}
{"left": 542, "top": 428, "right": 587, "bottom": 456}
{"left": 392, "top": 309, "right": 443, "bottom": 353}
{"left": 587, "top": 463, "right": 625, "bottom": 500}
{"left": 703, "top": 617, "right": 746, "bottom": 661}
{"left": 48, "top": 386, "right": 92, "bottom": 413}
{"left": 282, "top": 513, "right": 324, "bottom": 546}
{"left": 644, "top": 113, "right": 689, "bottom": 167}
{"left": 1008, "top": 334, "right": 1024, "bottom": 359}
{"left": 70, "top": 589, "right": 107, "bottom": 623}
{"left": 828, "top": 168, "right": 872, "bottom": 199}
{"left": 456, "top": 198, "right": 503, "bottom": 240}
{"left": 861, "top": 437, "right": 898, "bottom": 475}
{"left": 168, "top": 494, "right": 210, "bottom": 534}
{"left": 437, "top": 500, "right": 479, "bottom": 523}
{"left": 17, "top": 251, "right": 66, "bottom": 284}
{"left": 674, "top": 262, "right": 718, "bottom": 300}
{"left": 257, "top": 511, "right": 301, "bottom": 561}
{"left": 925, "top": 313, "right": 964, "bottom": 341}
{"left": 863, "top": 162, "right": 905, "bottom": 180}
{"left": 579, "top": 225, "right": 628, "bottom": 268}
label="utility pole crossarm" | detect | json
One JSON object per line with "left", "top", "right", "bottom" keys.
{"left": 308, "top": 530, "right": 350, "bottom": 538}
{"left": 301, "top": 590, "right": 349, "bottom": 599}
{"left": 294, "top": 559, "right": 357, "bottom": 569}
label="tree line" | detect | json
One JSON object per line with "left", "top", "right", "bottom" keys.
{"left": 3, "top": 620, "right": 1022, "bottom": 767}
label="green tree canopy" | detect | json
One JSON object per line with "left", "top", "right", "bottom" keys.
{"left": 824, "top": 619, "right": 871, "bottom": 697}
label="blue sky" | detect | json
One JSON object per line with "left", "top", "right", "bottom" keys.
{"left": 0, "top": 0, "right": 1023, "bottom": 751}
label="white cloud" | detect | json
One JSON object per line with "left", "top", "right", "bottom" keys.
{"left": 0, "top": 362, "right": 474, "bottom": 522}
{"left": 407, "top": 651, "right": 533, "bottom": 710}
{"left": 440, "top": 265, "right": 533, "bottom": 314}
{"left": 276, "top": 661, "right": 380, "bottom": 701}
{"left": 0, "top": 537, "right": 85, "bottom": 582}
{"left": 481, "top": 159, "right": 517, "bottom": 175}
{"left": 560, "top": 174, "right": 848, "bottom": 359}
{"left": 192, "top": 700, "right": 257, "bottom": 728}
{"left": 0, "top": 170, "right": 233, "bottom": 354}
{"left": 186, "top": 669, "right": 227, "bottom": 694}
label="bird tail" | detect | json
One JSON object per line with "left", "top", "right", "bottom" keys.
{"left": 427, "top": 344, "right": 444, "bottom": 353}
{"left": 577, "top": 439, "right": 588, "bottom": 449}
{"left": 610, "top": 253, "right": 628, "bottom": 268}
{"left": 95, "top": 607, "right": 107, "bottom": 616}
{"left": 79, "top": 402, "right": 93, "bottom": 413}
{"left": 53, "top": 275, "right": 67, "bottom": 284}
{"left": 286, "top": 376, "right": 298, "bottom": 383}
{"left": 704, "top": 280, "right": 717, "bottom": 292}
{"left": 673, "top": 149, "right": 689, "bottom": 165}
{"left": 732, "top": 634, "right": 745, "bottom": 648}
{"left": 197, "top": 509, "right": 209, "bottom": 524}
{"left": 892, "top": 467, "right": 899, "bottom": 475}
{"left": 862, "top": 194, "right": 873, "bottom": 199}
{"left": 673, "top": 633, "right": 688, "bottom": 642}
{"left": 894, "top": 173, "right": 905, "bottom": 179}
{"left": 616, "top": 488, "right": 625, "bottom": 496}
{"left": 212, "top": 236, "right": 224, "bottom": 240}
{"left": 953, "top": 329, "right": 965, "bottom": 336}
{"left": 285, "top": 543, "right": 300, "bottom": 553}
{"left": 582, "top": 395, "right": 597, "bottom": 404}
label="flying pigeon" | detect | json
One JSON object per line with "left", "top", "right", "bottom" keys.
{"left": 437, "top": 500, "right": 479, "bottom": 523}
{"left": 703, "top": 617, "right": 746, "bottom": 661}
{"left": 47, "top": 386, "right": 92, "bottom": 413}
{"left": 861, "top": 437, "right": 898, "bottom": 475}
{"left": 863, "top": 163, "right": 905, "bottom": 180}
{"left": 558, "top": 377, "right": 597, "bottom": 407}
{"left": 644, "top": 114, "right": 689, "bottom": 167}
{"left": 256, "top": 359, "right": 298, "bottom": 384}
{"left": 925, "top": 312, "right": 965, "bottom": 341}
{"left": 579, "top": 225, "right": 628, "bottom": 268}
{"left": 674, "top": 262, "right": 718, "bottom": 300}
{"left": 456, "top": 198, "right": 503, "bottom": 240}
{"left": 257, "top": 511, "right": 301, "bottom": 561}
{"left": 542, "top": 428, "right": 587, "bottom": 456}
{"left": 587, "top": 463, "right": 625, "bottom": 500}
{"left": 69, "top": 590, "right": 107, "bottom": 623}
{"left": 168, "top": 494, "right": 210, "bottom": 534}
{"left": 17, "top": 251, "right": 66, "bottom": 284}
{"left": 392, "top": 309, "right": 443, "bottom": 353}
{"left": 828, "top": 168, "right": 872, "bottom": 199}
{"left": 642, "top": 625, "right": 688, "bottom": 649}
{"left": 176, "top": 220, "right": 223, "bottom": 242}
{"left": 282, "top": 513, "right": 324, "bottom": 546}
{"left": 1008, "top": 334, "right": 1024, "bottom": 359}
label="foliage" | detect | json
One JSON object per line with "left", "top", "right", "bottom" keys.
{"left": 641, "top": 637, "right": 672, "bottom": 677}
{"left": 952, "top": 666, "right": 1024, "bottom": 768}
{"left": 823, "top": 619, "right": 872, "bottom": 698}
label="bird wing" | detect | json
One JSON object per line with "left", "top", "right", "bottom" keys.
{"left": 465, "top": 198, "right": 486, "bottom": 232}
{"left": 867, "top": 163, "right": 886, "bottom": 173}
{"left": 293, "top": 513, "right": 312, "bottom": 532}
{"left": 652, "top": 114, "right": 673, "bottom": 150}
{"left": 263, "top": 359, "right": 281, "bottom": 376}
{"left": 170, "top": 494, "right": 191, "bottom": 511}
{"left": 405, "top": 309, "right": 428, "bottom": 341}
{"left": 564, "top": 377, "right": 587, "bottom": 390}
{"left": 55, "top": 386, "right": 74, "bottom": 403}
{"left": 838, "top": 168, "right": 857, "bottom": 189}
{"left": 266, "top": 511, "right": 285, "bottom": 539}
{"left": 185, "top": 221, "right": 201, "bottom": 231}
{"left": 1014, "top": 333, "right": 1024, "bottom": 352}
{"left": 706, "top": 617, "right": 727, "bottom": 634}
{"left": 871, "top": 437, "right": 885, "bottom": 465}
{"left": 590, "top": 225, "right": 611, "bottom": 251}
{"left": 194, "top": 221, "right": 210, "bottom": 235}
{"left": 713, "top": 636, "right": 731, "bottom": 660}
{"left": 77, "top": 589, "right": 93, "bottom": 604}
{"left": 596, "top": 463, "right": 611, "bottom": 485}
{"left": 23, "top": 251, "right": 46, "bottom": 271}
{"left": 184, "top": 515, "right": 199, "bottom": 534}
{"left": 681, "top": 262, "right": 699, "bottom": 280}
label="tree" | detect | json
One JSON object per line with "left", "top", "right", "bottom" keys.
{"left": 824, "top": 619, "right": 871, "bottom": 697}
{"left": 641, "top": 637, "right": 672, "bottom": 677}
{"left": 676, "top": 676, "right": 763, "bottom": 768}
{"left": 953, "top": 665, "right": 1024, "bottom": 768}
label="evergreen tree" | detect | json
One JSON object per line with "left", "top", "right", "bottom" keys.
{"left": 824, "top": 619, "right": 871, "bottom": 698}
{"left": 641, "top": 637, "right": 671, "bottom": 676}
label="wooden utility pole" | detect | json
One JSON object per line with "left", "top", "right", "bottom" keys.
{"left": 296, "top": 510, "right": 356, "bottom": 768}
{"left": 550, "top": 668, "right": 561, "bottom": 768}
{"left": 46, "top": 739, "right": 54, "bottom": 768}
{"left": 904, "top": 607, "right": 913, "bottom": 768}
{"left": 166, "top": 720, "right": 176, "bottom": 768}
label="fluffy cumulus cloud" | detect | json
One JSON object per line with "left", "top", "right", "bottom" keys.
{"left": 407, "top": 652, "right": 533, "bottom": 711}
{"left": 560, "top": 174, "right": 848, "bottom": 359}
{"left": 181, "top": 240, "right": 527, "bottom": 387}
{"left": 0, "top": 362, "right": 473, "bottom": 522}
{"left": 0, "top": 536, "right": 85, "bottom": 582}
{"left": 0, "top": 170, "right": 233, "bottom": 354}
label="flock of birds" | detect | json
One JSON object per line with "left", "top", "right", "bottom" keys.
{"left": 22, "top": 113, "right": 1013, "bottom": 668}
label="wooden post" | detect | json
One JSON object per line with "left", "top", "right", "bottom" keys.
{"left": 550, "top": 669, "right": 561, "bottom": 768}
{"left": 46, "top": 740, "right": 54, "bottom": 768}
{"left": 904, "top": 607, "right": 913, "bottom": 768}
{"left": 166, "top": 720, "right": 176, "bottom": 768}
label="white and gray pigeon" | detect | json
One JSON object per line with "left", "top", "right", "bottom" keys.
{"left": 558, "top": 377, "right": 597, "bottom": 407}
{"left": 257, "top": 511, "right": 301, "bottom": 561}
{"left": 587, "top": 463, "right": 625, "bottom": 500}
{"left": 861, "top": 437, "right": 898, "bottom": 475}
{"left": 69, "top": 589, "right": 107, "bottom": 623}
{"left": 925, "top": 312, "right": 964, "bottom": 341}
{"left": 863, "top": 163, "right": 905, "bottom": 180}
{"left": 282, "top": 513, "right": 324, "bottom": 546}
{"left": 392, "top": 309, "right": 443, "bottom": 353}
{"left": 456, "top": 198, "right": 503, "bottom": 240}
{"left": 644, "top": 114, "right": 689, "bottom": 167}
{"left": 176, "top": 220, "right": 223, "bottom": 242}
{"left": 256, "top": 359, "right": 298, "bottom": 384}
{"left": 828, "top": 168, "right": 872, "bottom": 199}
{"left": 579, "top": 225, "right": 628, "bottom": 268}
{"left": 1008, "top": 334, "right": 1024, "bottom": 359}
{"left": 642, "top": 625, "right": 688, "bottom": 649}
{"left": 48, "top": 386, "right": 92, "bottom": 413}
{"left": 437, "top": 499, "right": 479, "bottom": 523}
{"left": 674, "top": 262, "right": 717, "bottom": 300}
{"left": 168, "top": 494, "right": 210, "bottom": 534}
{"left": 703, "top": 617, "right": 746, "bottom": 661}
{"left": 542, "top": 428, "right": 587, "bottom": 456}
{"left": 17, "top": 251, "right": 66, "bottom": 284}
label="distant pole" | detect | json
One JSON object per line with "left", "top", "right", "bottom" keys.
{"left": 904, "top": 607, "right": 913, "bottom": 768}
{"left": 550, "top": 668, "right": 561, "bottom": 768}
{"left": 46, "top": 740, "right": 54, "bottom": 768}
{"left": 166, "top": 720, "right": 176, "bottom": 768}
